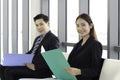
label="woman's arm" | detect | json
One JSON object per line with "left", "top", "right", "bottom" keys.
{"left": 66, "top": 67, "right": 81, "bottom": 76}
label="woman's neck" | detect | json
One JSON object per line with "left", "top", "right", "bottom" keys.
{"left": 81, "top": 35, "right": 90, "bottom": 46}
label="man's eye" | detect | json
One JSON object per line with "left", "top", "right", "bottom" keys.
{"left": 76, "top": 24, "right": 79, "bottom": 27}
{"left": 36, "top": 25, "right": 38, "bottom": 27}
{"left": 40, "top": 23, "right": 43, "bottom": 26}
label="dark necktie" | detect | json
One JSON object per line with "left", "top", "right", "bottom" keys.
{"left": 31, "top": 36, "right": 43, "bottom": 54}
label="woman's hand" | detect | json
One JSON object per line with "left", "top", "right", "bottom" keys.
{"left": 66, "top": 67, "right": 81, "bottom": 76}
{"left": 25, "top": 63, "right": 35, "bottom": 71}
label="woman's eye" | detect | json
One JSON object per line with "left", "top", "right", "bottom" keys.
{"left": 81, "top": 23, "right": 85, "bottom": 26}
{"left": 76, "top": 23, "right": 85, "bottom": 28}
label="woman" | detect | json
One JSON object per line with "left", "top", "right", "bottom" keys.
{"left": 66, "top": 13, "right": 102, "bottom": 80}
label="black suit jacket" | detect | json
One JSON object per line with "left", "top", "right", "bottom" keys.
{"left": 68, "top": 36, "right": 102, "bottom": 80}
{"left": 27, "top": 31, "right": 60, "bottom": 77}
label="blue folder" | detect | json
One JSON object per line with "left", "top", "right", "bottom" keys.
{"left": 42, "top": 49, "right": 77, "bottom": 80}
{"left": 2, "top": 54, "right": 34, "bottom": 66}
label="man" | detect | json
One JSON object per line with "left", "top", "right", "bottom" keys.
{"left": 1, "top": 14, "right": 60, "bottom": 80}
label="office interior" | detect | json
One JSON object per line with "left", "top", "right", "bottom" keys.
{"left": 0, "top": 0, "right": 120, "bottom": 62}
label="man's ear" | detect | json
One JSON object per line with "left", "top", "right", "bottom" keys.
{"left": 48, "top": 22, "right": 50, "bottom": 27}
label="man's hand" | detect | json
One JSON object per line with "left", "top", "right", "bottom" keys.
{"left": 25, "top": 63, "right": 35, "bottom": 71}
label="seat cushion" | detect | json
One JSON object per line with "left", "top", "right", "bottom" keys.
{"left": 99, "top": 59, "right": 120, "bottom": 80}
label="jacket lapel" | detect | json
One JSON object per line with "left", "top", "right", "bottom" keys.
{"left": 37, "top": 31, "right": 51, "bottom": 51}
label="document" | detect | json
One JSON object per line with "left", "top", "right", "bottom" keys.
{"left": 42, "top": 49, "right": 77, "bottom": 80}
{"left": 2, "top": 54, "right": 34, "bottom": 66}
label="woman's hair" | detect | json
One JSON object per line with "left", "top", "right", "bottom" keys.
{"left": 76, "top": 13, "right": 98, "bottom": 40}
{"left": 33, "top": 14, "right": 49, "bottom": 23}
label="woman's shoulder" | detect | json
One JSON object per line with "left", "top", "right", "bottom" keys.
{"left": 93, "top": 39, "right": 102, "bottom": 46}
{"left": 91, "top": 39, "right": 103, "bottom": 50}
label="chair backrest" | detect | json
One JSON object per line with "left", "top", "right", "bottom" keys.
{"left": 99, "top": 59, "right": 120, "bottom": 80}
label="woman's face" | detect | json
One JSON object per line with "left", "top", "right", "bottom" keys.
{"left": 76, "top": 18, "right": 92, "bottom": 38}
{"left": 35, "top": 19, "right": 49, "bottom": 35}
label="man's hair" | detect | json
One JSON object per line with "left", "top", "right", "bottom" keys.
{"left": 33, "top": 14, "right": 49, "bottom": 23}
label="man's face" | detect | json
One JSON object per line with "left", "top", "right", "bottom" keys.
{"left": 35, "top": 19, "right": 49, "bottom": 35}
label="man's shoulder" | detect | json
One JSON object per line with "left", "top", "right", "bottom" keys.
{"left": 46, "top": 31, "right": 58, "bottom": 38}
